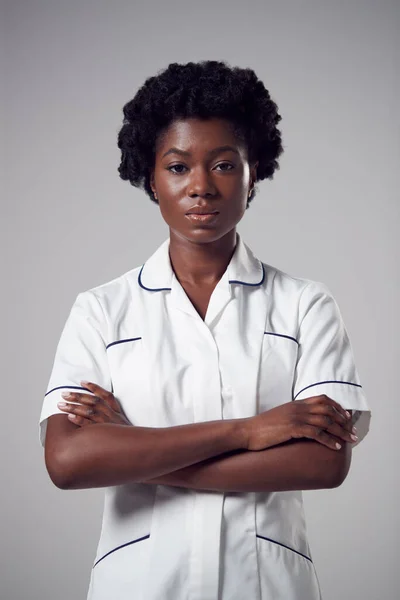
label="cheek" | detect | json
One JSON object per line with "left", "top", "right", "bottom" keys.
{"left": 155, "top": 182, "right": 185, "bottom": 222}
{"left": 157, "top": 199, "right": 181, "bottom": 227}
{"left": 229, "top": 194, "right": 247, "bottom": 219}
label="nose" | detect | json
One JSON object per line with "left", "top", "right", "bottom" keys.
{"left": 187, "top": 166, "right": 217, "bottom": 198}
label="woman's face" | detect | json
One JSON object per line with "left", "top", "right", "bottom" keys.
{"left": 150, "top": 117, "right": 258, "bottom": 244}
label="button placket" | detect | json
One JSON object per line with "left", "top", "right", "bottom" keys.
{"left": 189, "top": 321, "right": 224, "bottom": 598}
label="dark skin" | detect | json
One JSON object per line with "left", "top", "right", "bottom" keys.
{"left": 45, "top": 117, "right": 357, "bottom": 491}
{"left": 149, "top": 117, "right": 258, "bottom": 320}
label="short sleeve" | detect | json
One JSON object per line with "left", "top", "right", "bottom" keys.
{"left": 292, "top": 281, "right": 371, "bottom": 447}
{"left": 39, "top": 290, "right": 112, "bottom": 448}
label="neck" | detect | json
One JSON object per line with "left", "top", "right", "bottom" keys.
{"left": 168, "top": 229, "right": 238, "bottom": 287}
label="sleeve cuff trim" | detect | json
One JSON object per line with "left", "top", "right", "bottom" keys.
{"left": 293, "top": 380, "right": 362, "bottom": 400}
{"left": 44, "top": 384, "right": 89, "bottom": 397}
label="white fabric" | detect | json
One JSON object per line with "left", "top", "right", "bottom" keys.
{"left": 39, "top": 233, "right": 371, "bottom": 599}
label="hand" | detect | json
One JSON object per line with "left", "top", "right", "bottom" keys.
{"left": 243, "top": 395, "right": 356, "bottom": 451}
{"left": 57, "top": 381, "right": 132, "bottom": 428}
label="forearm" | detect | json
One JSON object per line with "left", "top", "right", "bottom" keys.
{"left": 54, "top": 419, "right": 246, "bottom": 490}
{"left": 142, "top": 438, "right": 351, "bottom": 492}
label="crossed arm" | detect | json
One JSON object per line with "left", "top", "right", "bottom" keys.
{"left": 141, "top": 436, "right": 352, "bottom": 492}
{"left": 45, "top": 408, "right": 352, "bottom": 492}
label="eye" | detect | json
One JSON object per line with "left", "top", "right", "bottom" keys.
{"left": 167, "top": 164, "right": 187, "bottom": 174}
{"left": 214, "top": 162, "right": 234, "bottom": 171}
{"left": 166, "top": 162, "right": 235, "bottom": 175}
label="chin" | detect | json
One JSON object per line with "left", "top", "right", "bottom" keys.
{"left": 170, "top": 224, "right": 238, "bottom": 245}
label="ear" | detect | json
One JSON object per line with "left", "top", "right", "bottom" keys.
{"left": 149, "top": 170, "right": 156, "bottom": 195}
{"left": 250, "top": 161, "right": 259, "bottom": 188}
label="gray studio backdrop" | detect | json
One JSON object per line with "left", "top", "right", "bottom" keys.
{"left": 2, "top": 0, "right": 399, "bottom": 598}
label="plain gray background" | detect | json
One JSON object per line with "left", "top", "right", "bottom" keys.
{"left": 2, "top": 0, "right": 399, "bottom": 598}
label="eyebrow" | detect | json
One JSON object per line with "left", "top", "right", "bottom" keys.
{"left": 161, "top": 145, "right": 240, "bottom": 159}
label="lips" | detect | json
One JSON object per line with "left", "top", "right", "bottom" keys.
{"left": 186, "top": 210, "right": 219, "bottom": 215}
{"left": 185, "top": 212, "right": 220, "bottom": 224}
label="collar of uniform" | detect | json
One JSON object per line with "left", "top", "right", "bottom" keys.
{"left": 138, "top": 232, "right": 265, "bottom": 292}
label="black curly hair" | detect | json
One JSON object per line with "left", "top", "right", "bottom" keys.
{"left": 117, "top": 60, "right": 283, "bottom": 209}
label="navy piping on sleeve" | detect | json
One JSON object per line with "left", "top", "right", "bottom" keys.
{"left": 44, "top": 385, "right": 90, "bottom": 396}
{"left": 106, "top": 337, "right": 142, "bottom": 350}
{"left": 92, "top": 534, "right": 150, "bottom": 568}
{"left": 264, "top": 332, "right": 299, "bottom": 345}
{"left": 293, "top": 380, "right": 363, "bottom": 400}
{"left": 256, "top": 534, "right": 313, "bottom": 563}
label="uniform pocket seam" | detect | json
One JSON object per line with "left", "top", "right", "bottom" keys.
{"left": 93, "top": 533, "right": 150, "bottom": 568}
{"left": 264, "top": 331, "right": 299, "bottom": 346}
{"left": 256, "top": 534, "right": 313, "bottom": 563}
{"left": 106, "top": 336, "right": 142, "bottom": 350}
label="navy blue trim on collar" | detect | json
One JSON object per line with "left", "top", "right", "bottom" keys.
{"left": 229, "top": 262, "right": 265, "bottom": 286}
{"left": 138, "top": 261, "right": 265, "bottom": 291}
{"left": 138, "top": 264, "right": 172, "bottom": 292}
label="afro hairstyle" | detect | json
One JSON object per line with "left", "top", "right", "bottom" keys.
{"left": 117, "top": 60, "right": 284, "bottom": 208}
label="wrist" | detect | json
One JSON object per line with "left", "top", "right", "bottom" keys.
{"left": 232, "top": 418, "right": 250, "bottom": 451}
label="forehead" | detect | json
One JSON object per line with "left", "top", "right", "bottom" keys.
{"left": 155, "top": 117, "right": 243, "bottom": 153}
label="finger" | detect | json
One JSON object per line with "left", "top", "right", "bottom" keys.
{"left": 327, "top": 398, "right": 352, "bottom": 422}
{"left": 61, "top": 392, "right": 114, "bottom": 419}
{"left": 306, "top": 414, "right": 357, "bottom": 443}
{"left": 58, "top": 402, "right": 98, "bottom": 421}
{"left": 81, "top": 381, "right": 112, "bottom": 402}
{"left": 81, "top": 381, "right": 120, "bottom": 412}
{"left": 331, "top": 422, "right": 358, "bottom": 442}
{"left": 321, "top": 400, "right": 355, "bottom": 432}
{"left": 309, "top": 402, "right": 348, "bottom": 427}
{"left": 61, "top": 391, "right": 98, "bottom": 406}
{"left": 301, "top": 425, "right": 346, "bottom": 450}
{"left": 67, "top": 414, "right": 93, "bottom": 427}
{"left": 304, "top": 395, "right": 351, "bottom": 422}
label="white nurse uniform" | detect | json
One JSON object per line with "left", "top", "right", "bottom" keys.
{"left": 39, "top": 232, "right": 371, "bottom": 600}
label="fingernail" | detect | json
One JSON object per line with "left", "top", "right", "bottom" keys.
{"left": 335, "top": 443, "right": 342, "bottom": 449}
{"left": 61, "top": 392, "right": 71, "bottom": 398}
{"left": 346, "top": 411, "right": 351, "bottom": 418}
{"left": 57, "top": 402, "right": 67, "bottom": 407}
{"left": 81, "top": 381, "right": 90, "bottom": 386}
{"left": 352, "top": 426, "right": 357, "bottom": 433}
{"left": 351, "top": 434, "right": 358, "bottom": 441}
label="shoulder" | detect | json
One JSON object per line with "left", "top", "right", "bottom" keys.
{"left": 261, "top": 260, "right": 332, "bottom": 304}
{"left": 257, "top": 260, "right": 341, "bottom": 336}
{"left": 71, "top": 264, "right": 143, "bottom": 324}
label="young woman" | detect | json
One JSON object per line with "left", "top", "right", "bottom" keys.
{"left": 39, "top": 60, "right": 371, "bottom": 600}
